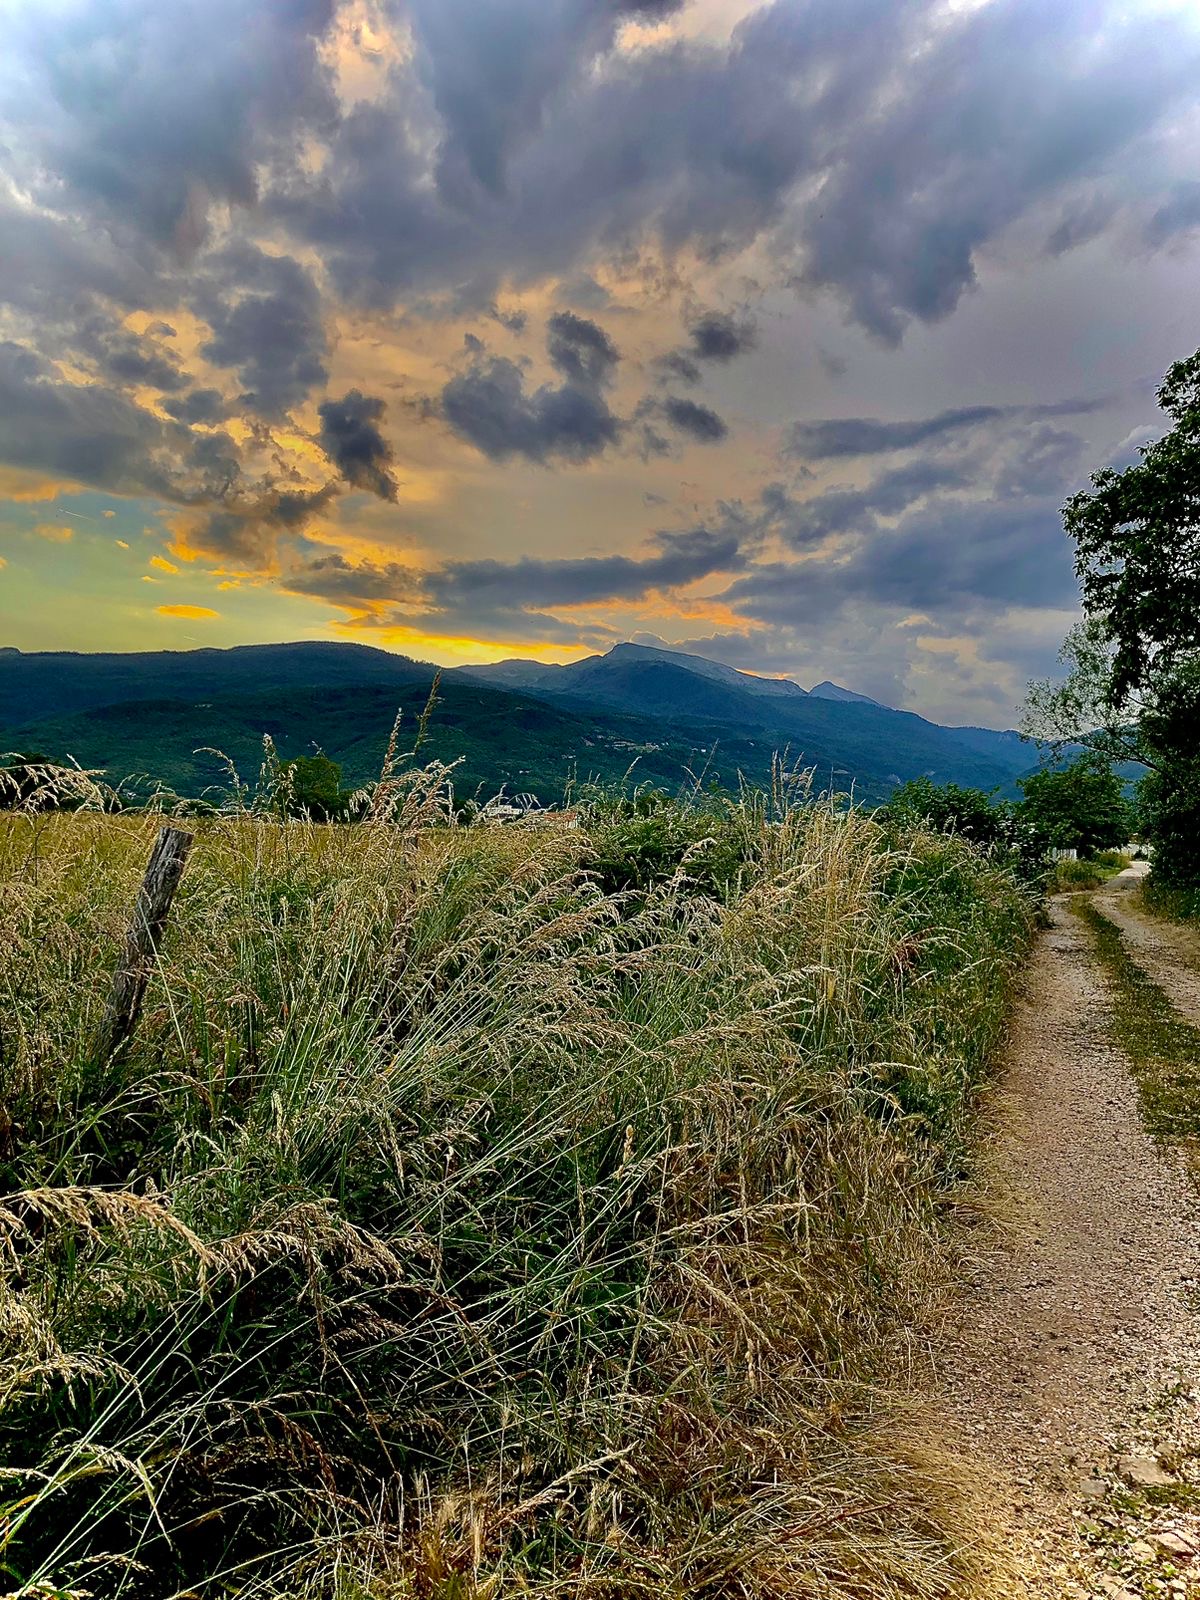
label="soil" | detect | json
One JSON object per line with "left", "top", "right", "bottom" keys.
{"left": 939, "top": 866, "right": 1200, "bottom": 1598}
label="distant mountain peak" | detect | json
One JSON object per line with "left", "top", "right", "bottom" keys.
{"left": 808, "top": 680, "right": 879, "bottom": 706}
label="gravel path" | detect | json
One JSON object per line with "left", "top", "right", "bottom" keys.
{"left": 1093, "top": 871, "right": 1200, "bottom": 1027}
{"left": 938, "top": 869, "right": 1200, "bottom": 1598}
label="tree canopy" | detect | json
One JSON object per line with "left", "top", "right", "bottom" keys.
{"left": 1017, "top": 755, "right": 1133, "bottom": 859}
{"left": 1026, "top": 346, "right": 1200, "bottom": 890}
{"left": 1065, "top": 350, "right": 1200, "bottom": 707}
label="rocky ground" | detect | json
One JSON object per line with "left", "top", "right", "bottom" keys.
{"left": 939, "top": 866, "right": 1200, "bottom": 1599}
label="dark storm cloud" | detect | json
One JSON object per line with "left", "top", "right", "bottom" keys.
{"left": 657, "top": 310, "right": 758, "bottom": 383}
{"left": 792, "top": 0, "right": 1200, "bottom": 340}
{"left": 658, "top": 352, "right": 703, "bottom": 386}
{"left": 70, "top": 317, "right": 188, "bottom": 393}
{"left": 196, "top": 245, "right": 328, "bottom": 418}
{"left": 786, "top": 398, "right": 1106, "bottom": 459}
{"left": 4, "top": 0, "right": 1198, "bottom": 364}
{"left": 316, "top": 391, "right": 399, "bottom": 501}
{"left": 721, "top": 496, "right": 1076, "bottom": 629}
{"left": 787, "top": 407, "right": 1009, "bottom": 460}
{"left": 441, "top": 314, "right": 622, "bottom": 464}
{"left": 687, "top": 310, "right": 758, "bottom": 364}
{"left": 740, "top": 461, "right": 969, "bottom": 550}
{"left": 270, "top": 0, "right": 1199, "bottom": 340}
{"left": 283, "top": 552, "right": 424, "bottom": 605}
{"left": 442, "top": 358, "right": 622, "bottom": 463}
{"left": 0, "top": 340, "right": 236, "bottom": 501}
{"left": 996, "top": 425, "right": 1086, "bottom": 498}
{"left": 661, "top": 396, "right": 729, "bottom": 443}
{"left": 545, "top": 312, "right": 620, "bottom": 387}
{"left": 284, "top": 526, "right": 739, "bottom": 617}
{"left": 404, "top": 0, "right": 685, "bottom": 199}
{"left": 4, "top": 0, "right": 337, "bottom": 251}
{"left": 162, "top": 388, "right": 228, "bottom": 425}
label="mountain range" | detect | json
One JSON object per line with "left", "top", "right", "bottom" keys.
{"left": 0, "top": 639, "right": 1043, "bottom": 805}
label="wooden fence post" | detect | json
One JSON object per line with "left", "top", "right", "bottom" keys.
{"left": 97, "top": 824, "right": 194, "bottom": 1064}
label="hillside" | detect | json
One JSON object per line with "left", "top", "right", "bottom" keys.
{"left": 7, "top": 680, "right": 801, "bottom": 804}
{"left": 2, "top": 638, "right": 1046, "bottom": 804}
{"left": 460, "top": 642, "right": 1040, "bottom": 793}
{"left": 0, "top": 641, "right": 430, "bottom": 727}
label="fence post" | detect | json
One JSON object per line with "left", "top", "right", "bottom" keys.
{"left": 97, "top": 824, "right": 194, "bottom": 1064}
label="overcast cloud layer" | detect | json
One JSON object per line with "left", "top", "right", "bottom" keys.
{"left": 1, "top": 0, "right": 1198, "bottom": 723}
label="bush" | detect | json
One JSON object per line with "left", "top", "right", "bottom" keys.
{"left": 881, "top": 776, "right": 1050, "bottom": 885}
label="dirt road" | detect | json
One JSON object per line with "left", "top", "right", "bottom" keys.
{"left": 940, "top": 867, "right": 1200, "bottom": 1598}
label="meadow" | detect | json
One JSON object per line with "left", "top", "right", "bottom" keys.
{"left": 0, "top": 766, "right": 1034, "bottom": 1598}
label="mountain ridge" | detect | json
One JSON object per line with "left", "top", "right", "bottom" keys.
{"left": 0, "top": 637, "right": 1042, "bottom": 803}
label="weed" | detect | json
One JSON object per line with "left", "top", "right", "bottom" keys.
{"left": 1074, "top": 902, "right": 1200, "bottom": 1138}
{"left": 0, "top": 792, "right": 1033, "bottom": 1598}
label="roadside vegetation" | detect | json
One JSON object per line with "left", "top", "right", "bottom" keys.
{"left": 1074, "top": 902, "right": 1200, "bottom": 1147}
{"left": 1025, "top": 346, "right": 1200, "bottom": 913}
{"left": 0, "top": 769, "right": 1034, "bottom": 1600}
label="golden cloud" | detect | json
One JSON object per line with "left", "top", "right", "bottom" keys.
{"left": 150, "top": 555, "right": 180, "bottom": 574}
{"left": 156, "top": 604, "right": 220, "bottom": 620}
{"left": 34, "top": 523, "right": 74, "bottom": 542}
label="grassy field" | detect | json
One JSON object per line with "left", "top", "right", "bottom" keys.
{"left": 0, "top": 777, "right": 1034, "bottom": 1598}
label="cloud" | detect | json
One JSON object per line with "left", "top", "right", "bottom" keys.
{"left": 316, "top": 391, "right": 398, "bottom": 500}
{"left": 0, "top": 341, "right": 241, "bottom": 504}
{"left": 790, "top": 0, "right": 1200, "bottom": 340}
{"left": 5, "top": 0, "right": 338, "bottom": 251}
{"left": 162, "top": 388, "right": 228, "bottom": 425}
{"left": 660, "top": 396, "right": 728, "bottom": 442}
{"left": 686, "top": 310, "right": 757, "bottom": 364}
{"left": 737, "top": 461, "right": 969, "bottom": 550}
{"left": 785, "top": 398, "right": 1105, "bottom": 459}
{"left": 545, "top": 311, "right": 619, "bottom": 386}
{"left": 149, "top": 554, "right": 179, "bottom": 574}
{"left": 156, "top": 604, "right": 220, "bottom": 620}
{"left": 1146, "top": 182, "right": 1200, "bottom": 247}
{"left": 787, "top": 406, "right": 1009, "bottom": 460}
{"left": 34, "top": 522, "right": 75, "bottom": 542}
{"left": 720, "top": 495, "right": 1076, "bottom": 631}
{"left": 284, "top": 526, "right": 740, "bottom": 629}
{"left": 197, "top": 244, "right": 328, "bottom": 417}
{"left": 271, "top": 0, "right": 1199, "bottom": 342}
{"left": 441, "top": 314, "right": 623, "bottom": 463}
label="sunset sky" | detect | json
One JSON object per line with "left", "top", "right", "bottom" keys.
{"left": 2, "top": 0, "right": 1199, "bottom": 725}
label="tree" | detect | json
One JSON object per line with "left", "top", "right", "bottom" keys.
{"left": 280, "top": 753, "right": 352, "bottom": 820}
{"left": 1018, "top": 755, "right": 1134, "bottom": 858}
{"left": 1065, "top": 349, "right": 1200, "bottom": 706}
{"left": 1025, "top": 347, "right": 1200, "bottom": 887}
{"left": 1135, "top": 660, "right": 1200, "bottom": 888}
{"left": 884, "top": 777, "right": 1005, "bottom": 846}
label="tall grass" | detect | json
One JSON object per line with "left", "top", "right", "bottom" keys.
{"left": 0, "top": 784, "right": 1032, "bottom": 1598}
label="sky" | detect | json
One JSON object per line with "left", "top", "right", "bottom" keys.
{"left": 1, "top": 0, "right": 1198, "bottom": 727}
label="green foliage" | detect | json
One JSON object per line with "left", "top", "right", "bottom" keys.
{"left": 1136, "top": 660, "right": 1200, "bottom": 890}
{"left": 1065, "top": 349, "right": 1200, "bottom": 706}
{"left": 1076, "top": 901, "right": 1200, "bottom": 1137}
{"left": 1017, "top": 754, "right": 1134, "bottom": 858}
{"left": 278, "top": 751, "right": 352, "bottom": 820}
{"left": 1141, "top": 878, "right": 1200, "bottom": 925}
{"left": 0, "top": 797, "right": 1033, "bottom": 1599}
{"left": 1046, "top": 853, "right": 1129, "bottom": 893}
{"left": 883, "top": 777, "right": 1001, "bottom": 844}
{"left": 582, "top": 786, "right": 751, "bottom": 896}
{"left": 881, "top": 776, "right": 1049, "bottom": 884}
{"left": 1039, "top": 347, "right": 1200, "bottom": 890}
